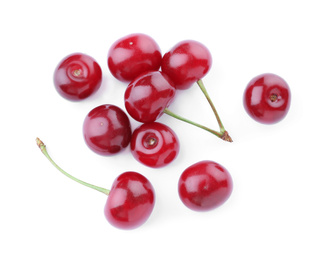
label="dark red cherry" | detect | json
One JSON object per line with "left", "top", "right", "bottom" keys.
{"left": 108, "top": 33, "right": 162, "bottom": 82}
{"left": 36, "top": 139, "right": 155, "bottom": 230}
{"left": 161, "top": 40, "right": 212, "bottom": 90}
{"left": 104, "top": 171, "right": 155, "bottom": 230}
{"left": 243, "top": 73, "right": 291, "bottom": 124}
{"left": 131, "top": 122, "right": 179, "bottom": 168}
{"left": 53, "top": 53, "right": 102, "bottom": 101}
{"left": 178, "top": 160, "right": 233, "bottom": 211}
{"left": 124, "top": 71, "right": 176, "bottom": 123}
{"left": 83, "top": 104, "right": 132, "bottom": 155}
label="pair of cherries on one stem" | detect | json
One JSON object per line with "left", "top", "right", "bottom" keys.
{"left": 36, "top": 138, "right": 233, "bottom": 230}
{"left": 109, "top": 33, "right": 232, "bottom": 142}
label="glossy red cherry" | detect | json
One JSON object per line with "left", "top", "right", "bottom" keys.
{"left": 243, "top": 73, "right": 291, "bottom": 124}
{"left": 161, "top": 40, "right": 212, "bottom": 90}
{"left": 36, "top": 138, "right": 155, "bottom": 230}
{"left": 178, "top": 160, "right": 233, "bottom": 211}
{"left": 83, "top": 104, "right": 132, "bottom": 155}
{"left": 53, "top": 53, "right": 102, "bottom": 101}
{"left": 124, "top": 71, "right": 176, "bottom": 123}
{"left": 108, "top": 33, "right": 162, "bottom": 82}
{"left": 131, "top": 122, "right": 180, "bottom": 168}
{"left": 104, "top": 171, "right": 155, "bottom": 230}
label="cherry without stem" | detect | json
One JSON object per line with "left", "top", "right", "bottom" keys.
{"left": 108, "top": 33, "right": 162, "bottom": 83}
{"left": 131, "top": 122, "right": 180, "bottom": 168}
{"left": 243, "top": 73, "right": 291, "bottom": 124}
{"left": 53, "top": 53, "right": 102, "bottom": 101}
{"left": 83, "top": 104, "right": 132, "bottom": 156}
{"left": 36, "top": 138, "right": 155, "bottom": 230}
{"left": 178, "top": 160, "right": 233, "bottom": 212}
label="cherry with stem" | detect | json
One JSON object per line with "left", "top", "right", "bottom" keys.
{"left": 36, "top": 138, "right": 155, "bottom": 230}
{"left": 125, "top": 71, "right": 232, "bottom": 142}
{"left": 161, "top": 39, "right": 232, "bottom": 142}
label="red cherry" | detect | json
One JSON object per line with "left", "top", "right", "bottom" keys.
{"left": 53, "top": 53, "right": 102, "bottom": 101}
{"left": 161, "top": 40, "right": 212, "bottom": 90}
{"left": 104, "top": 171, "right": 155, "bottom": 230}
{"left": 124, "top": 71, "right": 176, "bottom": 123}
{"left": 83, "top": 104, "right": 132, "bottom": 155}
{"left": 243, "top": 73, "right": 291, "bottom": 124}
{"left": 178, "top": 160, "right": 233, "bottom": 211}
{"left": 108, "top": 33, "right": 162, "bottom": 82}
{"left": 36, "top": 139, "right": 155, "bottom": 230}
{"left": 131, "top": 122, "right": 180, "bottom": 168}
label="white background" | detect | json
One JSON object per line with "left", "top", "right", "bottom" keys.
{"left": 1, "top": 0, "right": 321, "bottom": 259}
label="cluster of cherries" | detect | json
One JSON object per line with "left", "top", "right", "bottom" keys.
{"left": 37, "top": 33, "right": 291, "bottom": 230}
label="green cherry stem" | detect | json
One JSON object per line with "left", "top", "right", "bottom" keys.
{"left": 163, "top": 108, "right": 232, "bottom": 142}
{"left": 197, "top": 79, "right": 232, "bottom": 142}
{"left": 197, "top": 79, "right": 225, "bottom": 131}
{"left": 36, "top": 137, "right": 110, "bottom": 195}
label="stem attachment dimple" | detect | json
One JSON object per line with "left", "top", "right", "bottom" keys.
{"left": 36, "top": 138, "right": 110, "bottom": 195}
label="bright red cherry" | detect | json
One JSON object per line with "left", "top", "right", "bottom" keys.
{"left": 36, "top": 138, "right": 155, "bottom": 230}
{"left": 104, "top": 171, "right": 155, "bottom": 230}
{"left": 161, "top": 40, "right": 212, "bottom": 90}
{"left": 108, "top": 33, "right": 162, "bottom": 82}
{"left": 178, "top": 160, "right": 233, "bottom": 211}
{"left": 53, "top": 53, "right": 102, "bottom": 101}
{"left": 124, "top": 71, "right": 176, "bottom": 123}
{"left": 131, "top": 122, "right": 180, "bottom": 168}
{"left": 243, "top": 73, "right": 291, "bottom": 124}
{"left": 83, "top": 104, "right": 132, "bottom": 155}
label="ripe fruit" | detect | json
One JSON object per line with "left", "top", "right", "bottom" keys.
{"left": 53, "top": 53, "right": 102, "bottom": 101}
{"left": 178, "top": 160, "right": 233, "bottom": 211}
{"left": 243, "top": 73, "right": 291, "bottom": 124}
{"left": 36, "top": 138, "right": 155, "bottom": 230}
{"left": 124, "top": 71, "right": 176, "bottom": 123}
{"left": 130, "top": 122, "right": 180, "bottom": 168}
{"left": 83, "top": 104, "right": 132, "bottom": 155}
{"left": 104, "top": 171, "right": 155, "bottom": 229}
{"left": 108, "top": 33, "right": 162, "bottom": 82}
{"left": 161, "top": 40, "right": 212, "bottom": 90}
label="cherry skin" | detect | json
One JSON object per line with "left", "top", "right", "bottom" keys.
{"left": 53, "top": 53, "right": 102, "bottom": 101}
{"left": 104, "top": 171, "right": 155, "bottom": 230}
{"left": 124, "top": 71, "right": 176, "bottom": 123}
{"left": 161, "top": 40, "right": 212, "bottom": 90}
{"left": 108, "top": 33, "right": 162, "bottom": 82}
{"left": 178, "top": 160, "right": 233, "bottom": 211}
{"left": 243, "top": 73, "right": 291, "bottom": 124}
{"left": 83, "top": 104, "right": 132, "bottom": 155}
{"left": 131, "top": 122, "right": 180, "bottom": 168}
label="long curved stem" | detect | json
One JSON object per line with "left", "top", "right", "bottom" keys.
{"left": 197, "top": 79, "right": 225, "bottom": 132}
{"left": 36, "top": 138, "right": 110, "bottom": 195}
{"left": 163, "top": 108, "right": 232, "bottom": 141}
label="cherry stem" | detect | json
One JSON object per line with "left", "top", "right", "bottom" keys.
{"left": 36, "top": 137, "right": 110, "bottom": 195}
{"left": 197, "top": 79, "right": 226, "bottom": 132}
{"left": 163, "top": 108, "right": 232, "bottom": 142}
